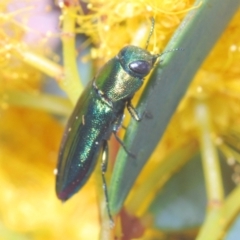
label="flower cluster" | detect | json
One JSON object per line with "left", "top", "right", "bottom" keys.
{"left": 1, "top": 0, "right": 240, "bottom": 239}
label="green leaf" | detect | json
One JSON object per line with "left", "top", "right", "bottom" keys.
{"left": 109, "top": 0, "right": 240, "bottom": 214}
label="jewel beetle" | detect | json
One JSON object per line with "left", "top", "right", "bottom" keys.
{"left": 55, "top": 18, "right": 161, "bottom": 223}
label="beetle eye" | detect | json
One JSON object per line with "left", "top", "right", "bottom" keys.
{"left": 129, "top": 60, "right": 152, "bottom": 75}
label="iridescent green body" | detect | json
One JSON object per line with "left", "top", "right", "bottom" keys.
{"left": 56, "top": 45, "right": 159, "bottom": 201}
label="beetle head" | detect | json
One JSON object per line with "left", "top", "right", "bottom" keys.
{"left": 117, "top": 45, "right": 159, "bottom": 79}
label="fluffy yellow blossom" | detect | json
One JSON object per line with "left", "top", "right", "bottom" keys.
{"left": 1, "top": 0, "right": 240, "bottom": 239}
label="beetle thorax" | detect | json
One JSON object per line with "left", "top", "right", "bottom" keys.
{"left": 94, "top": 45, "right": 158, "bottom": 103}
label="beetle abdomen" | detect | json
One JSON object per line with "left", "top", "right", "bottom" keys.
{"left": 56, "top": 87, "right": 114, "bottom": 201}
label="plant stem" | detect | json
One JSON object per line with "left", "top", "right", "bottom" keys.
{"left": 60, "top": 5, "right": 83, "bottom": 104}
{"left": 20, "top": 50, "right": 64, "bottom": 82}
{"left": 195, "top": 101, "right": 224, "bottom": 207}
{"left": 197, "top": 185, "right": 240, "bottom": 240}
{"left": 4, "top": 90, "right": 71, "bottom": 116}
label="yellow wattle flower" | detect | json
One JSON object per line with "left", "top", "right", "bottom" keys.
{"left": 1, "top": 0, "right": 240, "bottom": 239}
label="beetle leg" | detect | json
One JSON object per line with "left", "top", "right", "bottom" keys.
{"left": 113, "top": 132, "right": 136, "bottom": 158}
{"left": 112, "top": 114, "right": 135, "bottom": 158}
{"left": 101, "top": 140, "right": 114, "bottom": 227}
{"left": 127, "top": 101, "right": 141, "bottom": 121}
{"left": 112, "top": 113, "right": 127, "bottom": 130}
{"left": 93, "top": 80, "right": 113, "bottom": 108}
{"left": 112, "top": 114, "right": 125, "bottom": 132}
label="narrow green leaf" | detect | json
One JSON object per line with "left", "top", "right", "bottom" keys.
{"left": 109, "top": 0, "right": 240, "bottom": 214}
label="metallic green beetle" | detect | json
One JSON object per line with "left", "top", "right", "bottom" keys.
{"left": 56, "top": 18, "right": 160, "bottom": 222}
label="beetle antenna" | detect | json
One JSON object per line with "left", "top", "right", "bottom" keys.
{"left": 155, "top": 48, "right": 184, "bottom": 58}
{"left": 145, "top": 17, "right": 155, "bottom": 50}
